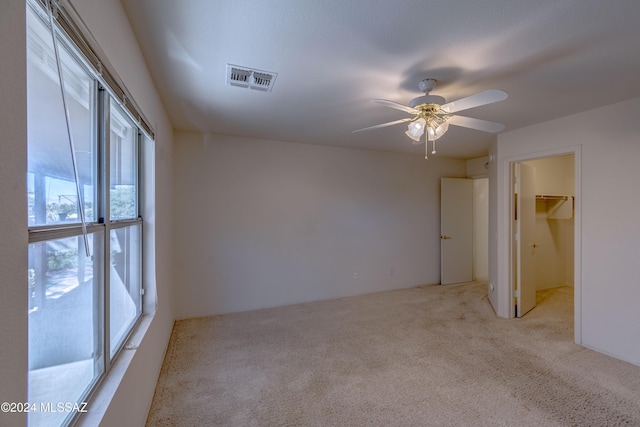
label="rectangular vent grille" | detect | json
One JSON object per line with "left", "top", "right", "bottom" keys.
{"left": 226, "top": 64, "right": 277, "bottom": 92}
{"left": 228, "top": 67, "right": 251, "bottom": 87}
{"left": 251, "top": 72, "right": 273, "bottom": 91}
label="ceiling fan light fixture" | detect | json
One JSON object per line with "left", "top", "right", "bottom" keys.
{"left": 405, "top": 130, "right": 421, "bottom": 142}
{"left": 406, "top": 118, "right": 426, "bottom": 141}
{"left": 427, "top": 119, "right": 449, "bottom": 141}
{"left": 356, "top": 78, "right": 507, "bottom": 160}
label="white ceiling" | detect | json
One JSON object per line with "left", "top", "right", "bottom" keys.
{"left": 121, "top": 0, "right": 640, "bottom": 159}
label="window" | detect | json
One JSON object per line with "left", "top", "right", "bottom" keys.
{"left": 26, "top": 3, "right": 149, "bottom": 426}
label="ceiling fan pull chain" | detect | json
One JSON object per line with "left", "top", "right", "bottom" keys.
{"left": 432, "top": 138, "right": 437, "bottom": 154}
{"left": 424, "top": 135, "right": 429, "bottom": 159}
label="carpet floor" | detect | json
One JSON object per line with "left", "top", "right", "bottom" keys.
{"left": 146, "top": 282, "right": 640, "bottom": 426}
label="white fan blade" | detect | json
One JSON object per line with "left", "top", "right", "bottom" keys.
{"left": 372, "top": 99, "right": 418, "bottom": 114}
{"left": 441, "top": 90, "right": 507, "bottom": 113}
{"left": 448, "top": 115, "right": 505, "bottom": 133}
{"left": 352, "top": 117, "right": 414, "bottom": 133}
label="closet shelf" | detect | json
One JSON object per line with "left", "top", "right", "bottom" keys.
{"left": 536, "top": 194, "right": 573, "bottom": 219}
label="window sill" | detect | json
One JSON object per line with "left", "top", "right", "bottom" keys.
{"left": 73, "top": 313, "right": 156, "bottom": 427}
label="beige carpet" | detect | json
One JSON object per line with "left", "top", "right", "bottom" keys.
{"left": 146, "top": 283, "right": 640, "bottom": 426}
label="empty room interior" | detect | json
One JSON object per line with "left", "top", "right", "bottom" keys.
{"left": 2, "top": 1, "right": 640, "bottom": 426}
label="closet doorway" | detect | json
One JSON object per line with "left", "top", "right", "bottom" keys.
{"left": 512, "top": 154, "right": 575, "bottom": 318}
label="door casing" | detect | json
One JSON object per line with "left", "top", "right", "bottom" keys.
{"left": 497, "top": 146, "right": 581, "bottom": 344}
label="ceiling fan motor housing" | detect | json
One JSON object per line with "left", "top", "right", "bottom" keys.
{"left": 409, "top": 95, "right": 446, "bottom": 108}
{"left": 410, "top": 79, "right": 446, "bottom": 108}
{"left": 418, "top": 78, "right": 436, "bottom": 92}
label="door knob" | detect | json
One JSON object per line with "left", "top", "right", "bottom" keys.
{"left": 441, "top": 235, "right": 452, "bottom": 240}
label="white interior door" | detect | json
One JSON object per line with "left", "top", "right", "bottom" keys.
{"left": 441, "top": 178, "right": 473, "bottom": 285}
{"left": 515, "top": 163, "right": 537, "bottom": 317}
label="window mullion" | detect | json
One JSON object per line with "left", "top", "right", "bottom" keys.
{"left": 99, "top": 86, "right": 112, "bottom": 370}
{"left": 136, "top": 131, "right": 142, "bottom": 220}
{"left": 136, "top": 132, "right": 144, "bottom": 313}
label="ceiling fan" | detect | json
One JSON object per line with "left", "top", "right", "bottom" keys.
{"left": 354, "top": 79, "right": 508, "bottom": 158}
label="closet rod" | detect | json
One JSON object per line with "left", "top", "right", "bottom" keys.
{"left": 535, "top": 194, "right": 572, "bottom": 201}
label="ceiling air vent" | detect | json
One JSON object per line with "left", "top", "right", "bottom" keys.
{"left": 251, "top": 72, "right": 275, "bottom": 91}
{"left": 227, "top": 66, "right": 251, "bottom": 88}
{"left": 226, "top": 64, "right": 277, "bottom": 92}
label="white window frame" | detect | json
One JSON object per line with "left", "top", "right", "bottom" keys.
{"left": 26, "top": 1, "right": 152, "bottom": 425}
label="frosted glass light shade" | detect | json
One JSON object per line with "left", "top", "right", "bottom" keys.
{"left": 426, "top": 119, "right": 449, "bottom": 141}
{"left": 405, "top": 118, "right": 426, "bottom": 141}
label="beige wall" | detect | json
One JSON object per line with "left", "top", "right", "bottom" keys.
{"left": 492, "top": 97, "right": 640, "bottom": 366}
{"left": 173, "top": 131, "right": 466, "bottom": 318}
{"left": 473, "top": 178, "right": 489, "bottom": 280}
{"left": 0, "top": 3, "right": 28, "bottom": 426}
{"left": 466, "top": 156, "right": 490, "bottom": 281}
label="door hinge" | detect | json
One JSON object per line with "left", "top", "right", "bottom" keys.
{"left": 514, "top": 289, "right": 520, "bottom": 298}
